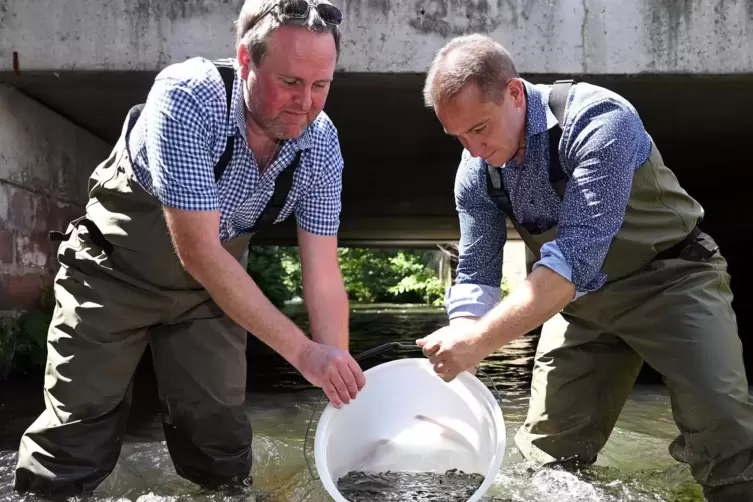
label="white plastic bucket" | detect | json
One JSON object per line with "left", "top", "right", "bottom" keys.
{"left": 312, "top": 357, "right": 506, "bottom": 502}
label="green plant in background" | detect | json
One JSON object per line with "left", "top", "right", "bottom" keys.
{"left": 385, "top": 251, "right": 446, "bottom": 306}
{"left": 246, "top": 245, "right": 456, "bottom": 307}
{"left": 0, "top": 285, "right": 55, "bottom": 379}
{"left": 0, "top": 313, "right": 22, "bottom": 379}
{"left": 246, "top": 245, "right": 296, "bottom": 308}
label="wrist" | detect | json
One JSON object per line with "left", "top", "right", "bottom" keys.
{"left": 469, "top": 320, "right": 498, "bottom": 358}
{"left": 288, "top": 336, "right": 315, "bottom": 369}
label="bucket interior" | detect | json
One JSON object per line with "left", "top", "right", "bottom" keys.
{"left": 315, "top": 358, "right": 505, "bottom": 494}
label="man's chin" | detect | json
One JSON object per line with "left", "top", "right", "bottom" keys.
{"left": 272, "top": 122, "right": 311, "bottom": 141}
{"left": 483, "top": 152, "right": 502, "bottom": 167}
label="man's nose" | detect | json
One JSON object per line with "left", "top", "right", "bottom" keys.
{"left": 294, "top": 87, "right": 312, "bottom": 110}
{"left": 465, "top": 138, "right": 487, "bottom": 158}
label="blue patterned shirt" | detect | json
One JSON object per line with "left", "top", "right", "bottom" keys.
{"left": 127, "top": 57, "right": 344, "bottom": 241}
{"left": 446, "top": 79, "right": 652, "bottom": 319}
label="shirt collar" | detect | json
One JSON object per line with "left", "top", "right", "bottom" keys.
{"left": 229, "top": 60, "right": 313, "bottom": 152}
{"left": 498, "top": 79, "right": 559, "bottom": 169}
{"left": 522, "top": 79, "right": 560, "bottom": 137}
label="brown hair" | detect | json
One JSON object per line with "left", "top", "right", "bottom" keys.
{"left": 234, "top": 0, "right": 341, "bottom": 65}
{"left": 423, "top": 34, "right": 519, "bottom": 108}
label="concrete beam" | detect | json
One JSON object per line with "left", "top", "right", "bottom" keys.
{"left": 1, "top": 0, "right": 751, "bottom": 74}
{"left": 0, "top": 84, "right": 111, "bottom": 310}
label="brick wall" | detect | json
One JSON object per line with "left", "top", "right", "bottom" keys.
{"left": 0, "top": 84, "right": 111, "bottom": 312}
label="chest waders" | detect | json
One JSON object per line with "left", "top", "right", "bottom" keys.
{"left": 14, "top": 61, "right": 300, "bottom": 496}
{"left": 493, "top": 81, "right": 753, "bottom": 500}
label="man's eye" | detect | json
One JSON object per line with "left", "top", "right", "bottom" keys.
{"left": 284, "top": 79, "right": 298, "bottom": 86}
{"left": 473, "top": 125, "right": 487, "bottom": 134}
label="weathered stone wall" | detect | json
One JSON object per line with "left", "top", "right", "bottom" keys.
{"left": 0, "top": 0, "right": 751, "bottom": 74}
{"left": 0, "top": 84, "right": 110, "bottom": 311}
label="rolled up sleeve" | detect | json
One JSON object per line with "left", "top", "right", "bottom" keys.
{"left": 547, "top": 97, "right": 651, "bottom": 294}
{"left": 445, "top": 152, "right": 508, "bottom": 319}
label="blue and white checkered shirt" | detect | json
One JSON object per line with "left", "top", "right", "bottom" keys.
{"left": 127, "top": 57, "right": 344, "bottom": 241}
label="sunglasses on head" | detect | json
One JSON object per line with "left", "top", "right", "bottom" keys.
{"left": 261, "top": 0, "right": 343, "bottom": 26}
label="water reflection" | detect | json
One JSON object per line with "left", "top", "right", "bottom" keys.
{"left": 0, "top": 305, "right": 705, "bottom": 501}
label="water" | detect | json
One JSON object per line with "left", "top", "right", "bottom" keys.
{"left": 0, "top": 304, "right": 707, "bottom": 501}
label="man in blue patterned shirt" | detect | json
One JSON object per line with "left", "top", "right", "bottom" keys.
{"left": 417, "top": 34, "right": 753, "bottom": 500}
{"left": 14, "top": 0, "right": 365, "bottom": 496}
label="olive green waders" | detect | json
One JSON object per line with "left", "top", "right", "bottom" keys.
{"left": 13, "top": 63, "right": 299, "bottom": 495}
{"left": 487, "top": 82, "right": 753, "bottom": 500}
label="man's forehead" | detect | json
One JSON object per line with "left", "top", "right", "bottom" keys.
{"left": 437, "top": 90, "right": 489, "bottom": 135}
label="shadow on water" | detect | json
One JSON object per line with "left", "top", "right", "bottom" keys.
{"left": 0, "top": 305, "right": 706, "bottom": 501}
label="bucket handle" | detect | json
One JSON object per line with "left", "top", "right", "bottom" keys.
{"left": 302, "top": 341, "right": 503, "bottom": 482}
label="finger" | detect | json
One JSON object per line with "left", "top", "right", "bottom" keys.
{"left": 324, "top": 383, "right": 342, "bottom": 408}
{"left": 421, "top": 338, "right": 441, "bottom": 357}
{"left": 339, "top": 362, "right": 360, "bottom": 399}
{"left": 348, "top": 357, "right": 367, "bottom": 392}
{"left": 433, "top": 360, "right": 447, "bottom": 375}
{"left": 330, "top": 370, "right": 351, "bottom": 405}
{"left": 416, "top": 337, "right": 426, "bottom": 347}
{"left": 441, "top": 367, "right": 459, "bottom": 383}
{"left": 322, "top": 378, "right": 343, "bottom": 408}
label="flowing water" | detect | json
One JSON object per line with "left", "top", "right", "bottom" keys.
{"left": 0, "top": 304, "right": 711, "bottom": 501}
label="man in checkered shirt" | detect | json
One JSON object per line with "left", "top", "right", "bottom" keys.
{"left": 14, "top": 0, "right": 365, "bottom": 496}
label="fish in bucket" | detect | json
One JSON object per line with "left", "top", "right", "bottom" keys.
{"left": 304, "top": 342, "right": 506, "bottom": 502}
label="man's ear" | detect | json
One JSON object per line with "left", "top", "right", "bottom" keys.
{"left": 508, "top": 78, "right": 525, "bottom": 107}
{"left": 237, "top": 44, "right": 252, "bottom": 80}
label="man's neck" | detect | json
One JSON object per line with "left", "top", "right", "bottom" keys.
{"left": 244, "top": 110, "right": 281, "bottom": 172}
{"left": 511, "top": 96, "right": 529, "bottom": 164}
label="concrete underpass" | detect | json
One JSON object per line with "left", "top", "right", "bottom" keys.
{"left": 1, "top": 1, "right": 752, "bottom": 371}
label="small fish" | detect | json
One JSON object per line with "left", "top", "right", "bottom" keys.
{"left": 414, "top": 414, "right": 478, "bottom": 455}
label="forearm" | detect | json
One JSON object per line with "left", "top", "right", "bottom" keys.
{"left": 472, "top": 266, "right": 575, "bottom": 354}
{"left": 304, "top": 275, "right": 349, "bottom": 350}
{"left": 185, "top": 245, "right": 312, "bottom": 367}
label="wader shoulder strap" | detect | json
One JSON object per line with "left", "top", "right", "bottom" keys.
{"left": 485, "top": 164, "right": 515, "bottom": 220}
{"left": 250, "top": 151, "right": 303, "bottom": 233}
{"left": 547, "top": 79, "right": 574, "bottom": 200}
{"left": 211, "top": 59, "right": 237, "bottom": 183}
{"left": 484, "top": 79, "right": 574, "bottom": 217}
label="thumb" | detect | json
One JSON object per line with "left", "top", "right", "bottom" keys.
{"left": 416, "top": 337, "right": 427, "bottom": 347}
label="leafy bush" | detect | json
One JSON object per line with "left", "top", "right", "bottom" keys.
{"left": 246, "top": 246, "right": 451, "bottom": 307}
{"left": 246, "top": 245, "right": 294, "bottom": 308}
{"left": 0, "top": 286, "right": 54, "bottom": 378}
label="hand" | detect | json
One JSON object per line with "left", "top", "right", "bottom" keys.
{"left": 296, "top": 341, "right": 366, "bottom": 408}
{"left": 416, "top": 324, "right": 488, "bottom": 382}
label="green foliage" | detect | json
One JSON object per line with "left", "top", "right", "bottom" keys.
{"left": 246, "top": 245, "right": 300, "bottom": 308}
{"left": 246, "top": 246, "right": 451, "bottom": 307}
{"left": 336, "top": 248, "right": 447, "bottom": 305}
{"left": 0, "top": 286, "right": 54, "bottom": 378}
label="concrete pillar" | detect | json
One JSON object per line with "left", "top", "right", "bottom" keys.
{"left": 0, "top": 84, "right": 111, "bottom": 311}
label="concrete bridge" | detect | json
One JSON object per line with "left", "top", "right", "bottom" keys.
{"left": 1, "top": 0, "right": 752, "bottom": 323}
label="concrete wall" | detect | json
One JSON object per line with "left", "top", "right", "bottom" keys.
{"left": 0, "top": 84, "right": 111, "bottom": 311}
{"left": 1, "top": 0, "right": 751, "bottom": 74}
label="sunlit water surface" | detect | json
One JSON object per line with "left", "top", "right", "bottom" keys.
{"left": 0, "top": 305, "right": 710, "bottom": 501}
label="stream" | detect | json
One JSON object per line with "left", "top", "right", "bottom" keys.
{"left": 0, "top": 304, "right": 710, "bottom": 501}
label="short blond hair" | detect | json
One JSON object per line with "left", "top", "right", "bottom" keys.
{"left": 234, "top": 0, "right": 341, "bottom": 65}
{"left": 423, "top": 34, "right": 519, "bottom": 108}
